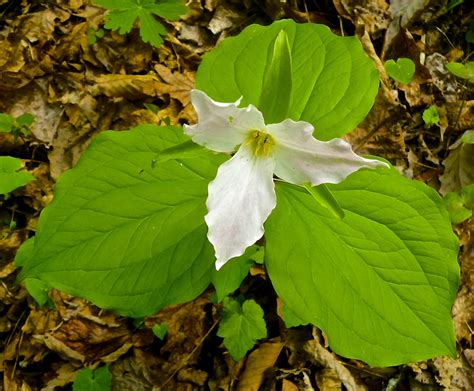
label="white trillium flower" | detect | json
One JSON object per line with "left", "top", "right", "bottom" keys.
{"left": 184, "top": 90, "right": 388, "bottom": 270}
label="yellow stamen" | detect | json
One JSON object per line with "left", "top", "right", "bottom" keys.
{"left": 245, "top": 130, "right": 275, "bottom": 156}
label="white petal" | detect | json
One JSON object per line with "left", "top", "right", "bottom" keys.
{"left": 267, "top": 119, "right": 389, "bottom": 186}
{"left": 184, "top": 90, "right": 266, "bottom": 153}
{"left": 205, "top": 144, "right": 276, "bottom": 270}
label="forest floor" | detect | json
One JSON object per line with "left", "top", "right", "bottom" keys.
{"left": 0, "top": 0, "right": 473, "bottom": 389}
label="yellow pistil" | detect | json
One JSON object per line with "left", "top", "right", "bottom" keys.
{"left": 245, "top": 130, "right": 275, "bottom": 157}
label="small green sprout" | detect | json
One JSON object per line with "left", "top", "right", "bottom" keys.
{"left": 0, "top": 112, "right": 34, "bottom": 137}
{"left": 446, "top": 62, "right": 474, "bottom": 83}
{"left": 422, "top": 105, "right": 440, "bottom": 127}
{"left": 73, "top": 366, "right": 112, "bottom": 391}
{"left": 152, "top": 323, "right": 168, "bottom": 340}
{"left": 384, "top": 58, "right": 416, "bottom": 84}
{"left": 87, "top": 27, "right": 105, "bottom": 45}
{"left": 0, "top": 156, "right": 35, "bottom": 196}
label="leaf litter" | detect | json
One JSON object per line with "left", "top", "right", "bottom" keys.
{"left": 0, "top": 0, "right": 473, "bottom": 389}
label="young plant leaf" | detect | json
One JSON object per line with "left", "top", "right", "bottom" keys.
{"left": 445, "top": 62, "right": 474, "bottom": 82}
{"left": 265, "top": 168, "right": 459, "bottom": 366}
{"left": 211, "top": 245, "right": 259, "bottom": 302}
{"left": 443, "top": 191, "right": 472, "bottom": 224}
{"left": 422, "top": 105, "right": 440, "bottom": 127}
{"left": 217, "top": 298, "right": 267, "bottom": 361}
{"left": 258, "top": 29, "right": 292, "bottom": 124}
{"left": 384, "top": 58, "right": 416, "bottom": 84}
{"left": 196, "top": 20, "right": 379, "bottom": 140}
{"left": 0, "top": 113, "right": 14, "bottom": 132}
{"left": 94, "top": 0, "right": 186, "bottom": 48}
{"left": 0, "top": 156, "right": 35, "bottom": 195}
{"left": 152, "top": 323, "right": 168, "bottom": 340}
{"left": 16, "top": 125, "right": 225, "bottom": 317}
{"left": 73, "top": 366, "right": 112, "bottom": 391}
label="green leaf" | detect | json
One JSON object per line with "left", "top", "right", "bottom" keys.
{"left": 258, "top": 29, "right": 292, "bottom": 124}
{"left": 17, "top": 125, "right": 225, "bottom": 317}
{"left": 422, "top": 105, "right": 440, "bottom": 127}
{"left": 16, "top": 113, "right": 34, "bottom": 127}
{"left": 15, "top": 237, "right": 35, "bottom": 268}
{"left": 211, "top": 246, "right": 258, "bottom": 302}
{"left": 152, "top": 323, "right": 168, "bottom": 340}
{"left": 25, "top": 279, "right": 50, "bottom": 307}
{"left": 445, "top": 62, "right": 474, "bottom": 83}
{"left": 94, "top": 0, "right": 184, "bottom": 48}
{"left": 137, "top": 10, "right": 167, "bottom": 48}
{"left": 146, "top": 0, "right": 186, "bottom": 20}
{"left": 0, "top": 156, "right": 35, "bottom": 195}
{"left": 281, "top": 302, "right": 308, "bottom": 328}
{"left": 217, "top": 298, "right": 267, "bottom": 361}
{"left": 73, "top": 366, "right": 112, "bottom": 391}
{"left": 443, "top": 192, "right": 472, "bottom": 224}
{"left": 0, "top": 113, "right": 14, "bottom": 132}
{"left": 461, "top": 183, "right": 474, "bottom": 209}
{"left": 196, "top": 20, "right": 379, "bottom": 140}
{"left": 384, "top": 58, "right": 416, "bottom": 84}
{"left": 265, "top": 168, "right": 459, "bottom": 366}
{"left": 461, "top": 130, "right": 474, "bottom": 144}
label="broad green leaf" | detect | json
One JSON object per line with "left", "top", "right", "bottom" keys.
{"left": 17, "top": 125, "right": 225, "bottom": 318}
{"left": 445, "top": 62, "right": 474, "bottom": 83}
{"left": 281, "top": 302, "right": 308, "bottom": 328}
{"left": 196, "top": 20, "right": 379, "bottom": 140}
{"left": 384, "top": 58, "right": 416, "bottom": 84}
{"left": 0, "top": 156, "right": 35, "bottom": 195}
{"left": 73, "top": 366, "right": 112, "bottom": 391}
{"left": 0, "top": 113, "right": 14, "bottom": 132}
{"left": 211, "top": 245, "right": 258, "bottom": 301}
{"left": 25, "top": 279, "right": 50, "bottom": 307}
{"left": 14, "top": 237, "right": 35, "bottom": 268}
{"left": 152, "top": 323, "right": 168, "bottom": 340}
{"left": 258, "top": 29, "right": 292, "bottom": 124}
{"left": 217, "top": 298, "right": 267, "bottom": 361}
{"left": 422, "top": 105, "right": 440, "bottom": 127}
{"left": 265, "top": 168, "right": 459, "bottom": 366}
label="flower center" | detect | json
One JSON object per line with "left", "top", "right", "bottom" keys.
{"left": 245, "top": 130, "right": 275, "bottom": 157}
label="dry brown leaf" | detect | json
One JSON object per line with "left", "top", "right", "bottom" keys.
{"left": 304, "top": 330, "right": 367, "bottom": 391}
{"left": 42, "top": 363, "right": 77, "bottom": 391}
{"left": 333, "top": 0, "right": 390, "bottom": 35}
{"left": 154, "top": 64, "right": 195, "bottom": 106}
{"left": 281, "top": 378, "right": 300, "bottom": 391}
{"left": 439, "top": 135, "right": 474, "bottom": 195}
{"left": 236, "top": 341, "right": 284, "bottom": 391}
{"left": 315, "top": 368, "right": 343, "bottom": 391}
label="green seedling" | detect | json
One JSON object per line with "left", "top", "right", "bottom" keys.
{"left": 384, "top": 58, "right": 416, "bottom": 84}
